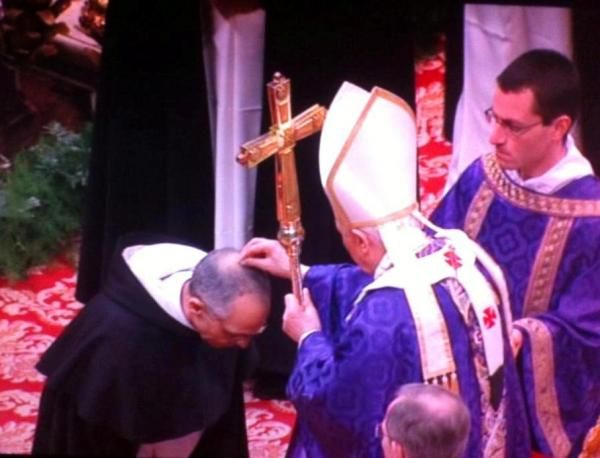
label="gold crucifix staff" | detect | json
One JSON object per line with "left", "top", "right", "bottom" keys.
{"left": 237, "top": 72, "right": 327, "bottom": 302}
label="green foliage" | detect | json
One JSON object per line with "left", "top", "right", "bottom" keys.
{"left": 0, "top": 122, "right": 91, "bottom": 279}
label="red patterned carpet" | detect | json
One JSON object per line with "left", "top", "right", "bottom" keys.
{"left": 0, "top": 52, "right": 450, "bottom": 456}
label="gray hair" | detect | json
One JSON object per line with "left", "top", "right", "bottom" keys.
{"left": 189, "top": 247, "right": 270, "bottom": 318}
{"left": 385, "top": 383, "right": 470, "bottom": 458}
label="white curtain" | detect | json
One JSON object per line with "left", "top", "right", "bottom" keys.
{"left": 204, "top": 5, "right": 265, "bottom": 248}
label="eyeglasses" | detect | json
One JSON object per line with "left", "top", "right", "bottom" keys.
{"left": 484, "top": 108, "right": 542, "bottom": 136}
{"left": 374, "top": 422, "right": 387, "bottom": 439}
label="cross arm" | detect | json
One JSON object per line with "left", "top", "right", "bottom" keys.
{"left": 237, "top": 104, "right": 327, "bottom": 167}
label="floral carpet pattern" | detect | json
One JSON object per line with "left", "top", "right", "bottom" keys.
{"left": 0, "top": 52, "right": 449, "bottom": 457}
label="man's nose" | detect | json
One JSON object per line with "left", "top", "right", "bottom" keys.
{"left": 489, "top": 123, "right": 506, "bottom": 145}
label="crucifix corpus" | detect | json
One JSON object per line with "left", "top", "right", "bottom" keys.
{"left": 237, "top": 72, "right": 327, "bottom": 302}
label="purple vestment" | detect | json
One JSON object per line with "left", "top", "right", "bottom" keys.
{"left": 285, "top": 257, "right": 530, "bottom": 457}
{"left": 432, "top": 153, "right": 600, "bottom": 457}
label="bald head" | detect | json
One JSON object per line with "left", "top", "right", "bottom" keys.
{"left": 189, "top": 247, "right": 271, "bottom": 318}
{"left": 384, "top": 384, "right": 470, "bottom": 458}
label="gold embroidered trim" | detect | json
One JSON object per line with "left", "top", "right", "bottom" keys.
{"left": 523, "top": 217, "right": 573, "bottom": 316}
{"left": 407, "top": 285, "right": 458, "bottom": 393}
{"left": 349, "top": 203, "right": 418, "bottom": 229}
{"left": 465, "top": 181, "right": 495, "bottom": 240}
{"left": 517, "top": 317, "right": 572, "bottom": 457}
{"left": 482, "top": 153, "right": 600, "bottom": 217}
{"left": 484, "top": 399, "right": 507, "bottom": 458}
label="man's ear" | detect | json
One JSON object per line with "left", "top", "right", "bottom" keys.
{"left": 350, "top": 228, "right": 371, "bottom": 254}
{"left": 552, "top": 114, "right": 572, "bottom": 141}
{"left": 187, "top": 296, "right": 207, "bottom": 317}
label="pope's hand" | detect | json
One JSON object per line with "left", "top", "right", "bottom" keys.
{"left": 282, "top": 288, "right": 322, "bottom": 343}
{"left": 240, "top": 237, "right": 291, "bottom": 278}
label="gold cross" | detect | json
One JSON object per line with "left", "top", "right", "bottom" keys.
{"left": 237, "top": 72, "right": 326, "bottom": 301}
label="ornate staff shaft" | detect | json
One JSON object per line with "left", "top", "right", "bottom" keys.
{"left": 273, "top": 145, "right": 304, "bottom": 301}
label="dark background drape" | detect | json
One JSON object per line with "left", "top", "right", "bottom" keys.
{"left": 75, "top": 0, "right": 215, "bottom": 302}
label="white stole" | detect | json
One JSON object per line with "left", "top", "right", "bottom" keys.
{"left": 353, "top": 230, "right": 509, "bottom": 389}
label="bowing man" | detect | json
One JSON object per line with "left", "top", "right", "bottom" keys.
{"left": 33, "top": 233, "right": 270, "bottom": 457}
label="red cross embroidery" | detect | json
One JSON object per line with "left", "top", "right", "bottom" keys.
{"left": 444, "top": 249, "right": 462, "bottom": 269}
{"left": 483, "top": 307, "right": 497, "bottom": 329}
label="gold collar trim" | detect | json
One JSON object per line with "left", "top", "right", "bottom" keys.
{"left": 482, "top": 153, "right": 600, "bottom": 217}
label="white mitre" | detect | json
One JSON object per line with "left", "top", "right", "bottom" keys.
{"left": 319, "top": 82, "right": 417, "bottom": 228}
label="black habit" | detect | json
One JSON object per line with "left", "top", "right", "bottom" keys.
{"left": 33, "top": 233, "right": 250, "bottom": 457}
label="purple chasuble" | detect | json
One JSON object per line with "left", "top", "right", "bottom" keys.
{"left": 285, "top": 259, "right": 530, "bottom": 458}
{"left": 432, "top": 153, "right": 600, "bottom": 457}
